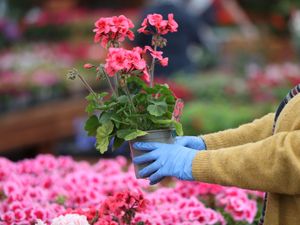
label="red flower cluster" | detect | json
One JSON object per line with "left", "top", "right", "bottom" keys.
{"left": 99, "top": 190, "right": 148, "bottom": 224}
{"left": 104, "top": 46, "right": 168, "bottom": 82}
{"left": 93, "top": 15, "right": 134, "bottom": 47}
{"left": 138, "top": 13, "right": 178, "bottom": 35}
{"left": 66, "top": 190, "right": 148, "bottom": 225}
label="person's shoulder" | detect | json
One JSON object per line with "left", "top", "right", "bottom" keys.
{"left": 280, "top": 93, "right": 300, "bottom": 118}
{"left": 274, "top": 93, "right": 300, "bottom": 132}
{"left": 290, "top": 93, "right": 300, "bottom": 105}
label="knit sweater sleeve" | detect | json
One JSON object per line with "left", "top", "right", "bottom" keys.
{"left": 192, "top": 130, "right": 300, "bottom": 195}
{"left": 201, "top": 113, "right": 274, "bottom": 150}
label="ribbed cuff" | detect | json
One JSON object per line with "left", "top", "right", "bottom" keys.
{"left": 201, "top": 133, "right": 230, "bottom": 150}
{"left": 192, "top": 151, "right": 214, "bottom": 183}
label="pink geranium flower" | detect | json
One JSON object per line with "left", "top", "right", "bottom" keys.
{"left": 138, "top": 13, "right": 178, "bottom": 36}
{"left": 147, "top": 14, "right": 163, "bottom": 26}
{"left": 104, "top": 47, "right": 150, "bottom": 82}
{"left": 168, "top": 13, "right": 178, "bottom": 32}
{"left": 93, "top": 15, "right": 134, "bottom": 48}
{"left": 144, "top": 46, "right": 169, "bottom": 67}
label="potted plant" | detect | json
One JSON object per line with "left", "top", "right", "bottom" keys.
{"left": 67, "top": 14, "right": 184, "bottom": 177}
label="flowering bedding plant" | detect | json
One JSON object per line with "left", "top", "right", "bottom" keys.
{"left": 67, "top": 14, "right": 183, "bottom": 153}
{"left": 246, "top": 62, "right": 300, "bottom": 102}
{"left": 0, "top": 155, "right": 262, "bottom": 225}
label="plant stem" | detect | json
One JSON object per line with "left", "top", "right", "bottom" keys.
{"left": 101, "top": 66, "right": 118, "bottom": 97}
{"left": 124, "top": 83, "right": 136, "bottom": 114}
{"left": 150, "top": 34, "right": 160, "bottom": 88}
{"left": 77, "top": 73, "right": 103, "bottom": 105}
{"left": 150, "top": 44, "right": 157, "bottom": 88}
{"left": 114, "top": 75, "right": 119, "bottom": 96}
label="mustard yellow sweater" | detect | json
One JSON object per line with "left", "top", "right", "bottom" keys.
{"left": 192, "top": 94, "right": 300, "bottom": 225}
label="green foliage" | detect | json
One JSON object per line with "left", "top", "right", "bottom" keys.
{"left": 174, "top": 74, "right": 250, "bottom": 104}
{"left": 181, "top": 101, "right": 274, "bottom": 135}
{"left": 85, "top": 77, "right": 182, "bottom": 154}
{"left": 147, "top": 101, "right": 168, "bottom": 116}
{"left": 55, "top": 195, "right": 67, "bottom": 205}
{"left": 85, "top": 92, "right": 108, "bottom": 115}
{"left": 151, "top": 119, "right": 183, "bottom": 136}
{"left": 96, "top": 121, "right": 114, "bottom": 153}
{"left": 84, "top": 115, "right": 100, "bottom": 136}
{"left": 136, "top": 222, "right": 145, "bottom": 225}
{"left": 117, "top": 129, "right": 148, "bottom": 141}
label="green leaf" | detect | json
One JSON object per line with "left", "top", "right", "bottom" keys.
{"left": 111, "top": 114, "right": 130, "bottom": 128}
{"left": 165, "top": 95, "right": 176, "bottom": 104}
{"left": 125, "top": 130, "right": 148, "bottom": 141}
{"left": 99, "top": 112, "right": 112, "bottom": 123}
{"left": 151, "top": 119, "right": 183, "bottom": 136}
{"left": 86, "top": 104, "right": 97, "bottom": 115}
{"left": 85, "top": 93, "right": 108, "bottom": 115}
{"left": 116, "top": 129, "right": 131, "bottom": 139}
{"left": 117, "top": 129, "right": 147, "bottom": 141}
{"left": 99, "top": 92, "right": 109, "bottom": 98}
{"left": 145, "top": 84, "right": 173, "bottom": 96}
{"left": 86, "top": 93, "right": 95, "bottom": 102}
{"left": 117, "top": 95, "right": 129, "bottom": 104}
{"left": 112, "top": 136, "right": 124, "bottom": 151}
{"left": 147, "top": 101, "right": 168, "bottom": 116}
{"left": 173, "top": 120, "right": 183, "bottom": 136}
{"left": 127, "top": 76, "right": 147, "bottom": 94}
{"left": 84, "top": 115, "right": 100, "bottom": 136}
{"left": 134, "top": 93, "right": 147, "bottom": 103}
{"left": 96, "top": 121, "right": 114, "bottom": 154}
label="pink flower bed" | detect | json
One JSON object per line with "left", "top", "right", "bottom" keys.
{"left": 0, "top": 155, "right": 262, "bottom": 225}
{"left": 247, "top": 62, "right": 300, "bottom": 102}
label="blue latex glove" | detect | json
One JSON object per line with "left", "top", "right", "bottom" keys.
{"left": 175, "top": 136, "right": 206, "bottom": 150}
{"left": 133, "top": 142, "right": 198, "bottom": 185}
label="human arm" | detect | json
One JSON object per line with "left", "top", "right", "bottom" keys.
{"left": 201, "top": 113, "right": 274, "bottom": 150}
{"left": 193, "top": 130, "right": 300, "bottom": 195}
{"left": 175, "top": 113, "right": 274, "bottom": 150}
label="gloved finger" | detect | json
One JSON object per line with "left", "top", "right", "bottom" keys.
{"left": 150, "top": 177, "right": 164, "bottom": 185}
{"left": 139, "top": 160, "right": 161, "bottom": 178}
{"left": 174, "top": 136, "right": 187, "bottom": 146}
{"left": 133, "top": 142, "right": 163, "bottom": 151}
{"left": 133, "top": 151, "right": 159, "bottom": 165}
{"left": 149, "top": 169, "right": 164, "bottom": 185}
{"left": 150, "top": 176, "right": 164, "bottom": 185}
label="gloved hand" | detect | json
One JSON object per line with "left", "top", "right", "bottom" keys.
{"left": 133, "top": 142, "right": 198, "bottom": 185}
{"left": 175, "top": 136, "right": 206, "bottom": 150}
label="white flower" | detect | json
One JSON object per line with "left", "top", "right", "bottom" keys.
{"left": 51, "top": 214, "right": 90, "bottom": 225}
{"left": 35, "top": 219, "right": 47, "bottom": 225}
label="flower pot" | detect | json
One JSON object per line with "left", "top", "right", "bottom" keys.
{"left": 129, "top": 129, "right": 175, "bottom": 179}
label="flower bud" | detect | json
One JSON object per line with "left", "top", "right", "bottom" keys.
{"left": 83, "top": 63, "right": 94, "bottom": 69}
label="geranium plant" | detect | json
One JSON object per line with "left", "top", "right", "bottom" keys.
{"left": 67, "top": 14, "right": 183, "bottom": 153}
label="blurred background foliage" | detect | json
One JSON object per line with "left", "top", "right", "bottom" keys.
{"left": 0, "top": 0, "right": 299, "bottom": 159}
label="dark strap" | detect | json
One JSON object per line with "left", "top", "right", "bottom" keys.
{"left": 273, "top": 84, "right": 300, "bottom": 131}
{"left": 259, "top": 84, "right": 300, "bottom": 225}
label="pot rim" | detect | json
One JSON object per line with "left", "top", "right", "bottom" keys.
{"left": 142, "top": 128, "right": 175, "bottom": 133}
